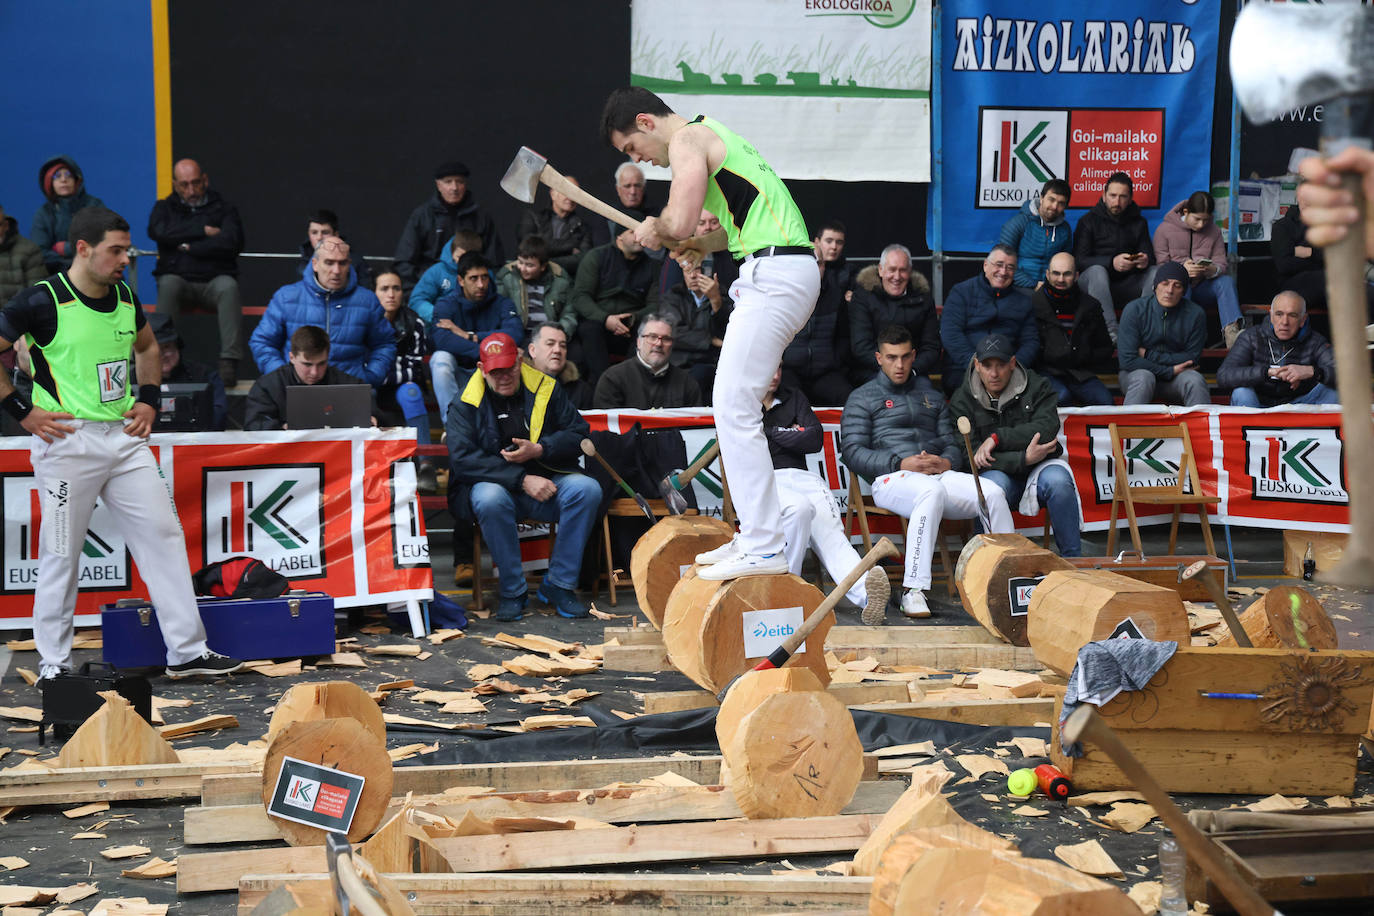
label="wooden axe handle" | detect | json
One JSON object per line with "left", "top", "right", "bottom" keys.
{"left": 766, "top": 538, "right": 898, "bottom": 666}
{"left": 540, "top": 164, "right": 727, "bottom": 254}
{"left": 580, "top": 438, "right": 635, "bottom": 499}
{"left": 674, "top": 440, "right": 720, "bottom": 488}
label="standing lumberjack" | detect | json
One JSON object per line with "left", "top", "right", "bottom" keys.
{"left": 0, "top": 207, "right": 242, "bottom": 681}
{"left": 601, "top": 87, "right": 820, "bottom": 580}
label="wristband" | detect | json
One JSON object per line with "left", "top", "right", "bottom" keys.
{"left": 989, "top": 433, "right": 1000, "bottom": 448}
{"left": 2, "top": 392, "right": 32, "bottom": 422}
{"left": 137, "top": 384, "right": 162, "bottom": 409}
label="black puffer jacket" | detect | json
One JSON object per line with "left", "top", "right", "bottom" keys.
{"left": 840, "top": 373, "right": 961, "bottom": 483}
{"left": 848, "top": 264, "right": 940, "bottom": 379}
{"left": 1073, "top": 199, "right": 1153, "bottom": 279}
{"left": 1217, "top": 320, "right": 1335, "bottom": 405}
{"left": 783, "top": 257, "right": 851, "bottom": 378}
{"left": 147, "top": 188, "right": 244, "bottom": 281}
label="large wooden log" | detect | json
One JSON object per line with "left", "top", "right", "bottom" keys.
{"left": 261, "top": 718, "right": 394, "bottom": 846}
{"left": 662, "top": 572, "right": 830, "bottom": 692}
{"left": 57, "top": 692, "right": 178, "bottom": 768}
{"left": 956, "top": 533, "right": 1075, "bottom": 645}
{"left": 630, "top": 516, "right": 734, "bottom": 629}
{"left": 868, "top": 824, "right": 1019, "bottom": 915}
{"left": 723, "top": 688, "right": 864, "bottom": 819}
{"left": 1215, "top": 585, "right": 1338, "bottom": 649}
{"left": 715, "top": 667, "right": 823, "bottom": 754}
{"left": 1027, "top": 568, "right": 1190, "bottom": 677}
{"left": 266, "top": 680, "right": 386, "bottom": 744}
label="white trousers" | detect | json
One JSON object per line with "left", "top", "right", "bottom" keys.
{"left": 871, "top": 469, "right": 1013, "bottom": 591}
{"left": 31, "top": 421, "right": 208, "bottom": 669}
{"left": 713, "top": 255, "right": 820, "bottom": 556}
{"left": 775, "top": 468, "right": 868, "bottom": 606}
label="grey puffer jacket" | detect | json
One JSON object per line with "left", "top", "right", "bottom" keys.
{"left": 840, "top": 373, "right": 962, "bottom": 483}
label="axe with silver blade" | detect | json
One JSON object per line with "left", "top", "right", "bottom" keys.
{"left": 501, "top": 146, "right": 728, "bottom": 255}
{"left": 1232, "top": 2, "right": 1374, "bottom": 589}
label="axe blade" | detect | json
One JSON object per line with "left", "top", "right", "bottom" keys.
{"left": 1231, "top": 2, "right": 1373, "bottom": 124}
{"left": 659, "top": 478, "right": 689, "bottom": 515}
{"left": 499, "top": 146, "right": 548, "bottom": 204}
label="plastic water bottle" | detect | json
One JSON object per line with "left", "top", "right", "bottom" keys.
{"left": 1159, "top": 832, "right": 1188, "bottom": 916}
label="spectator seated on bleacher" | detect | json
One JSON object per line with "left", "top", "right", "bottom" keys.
{"left": 250, "top": 236, "right": 395, "bottom": 387}
{"left": 496, "top": 235, "right": 574, "bottom": 340}
{"left": 245, "top": 325, "right": 374, "bottom": 430}
{"left": 31, "top": 155, "right": 102, "bottom": 275}
{"left": 445, "top": 332, "right": 596, "bottom": 622}
{"left": 998, "top": 178, "right": 1073, "bottom": 291}
{"left": 429, "top": 252, "right": 524, "bottom": 424}
{"left": 1153, "top": 191, "right": 1244, "bottom": 348}
{"left": 940, "top": 244, "right": 1038, "bottom": 395}
{"left": 849, "top": 243, "right": 939, "bottom": 387}
{"left": 0, "top": 204, "right": 45, "bottom": 304}
{"left": 1074, "top": 171, "right": 1155, "bottom": 342}
{"left": 526, "top": 322, "right": 593, "bottom": 409}
{"left": 515, "top": 179, "right": 592, "bottom": 274}
{"left": 410, "top": 231, "right": 481, "bottom": 325}
{"left": 593, "top": 314, "right": 702, "bottom": 410}
{"left": 294, "top": 208, "right": 372, "bottom": 287}
{"left": 950, "top": 333, "right": 1081, "bottom": 558}
{"left": 587, "top": 163, "right": 653, "bottom": 248}
{"left": 1270, "top": 200, "right": 1374, "bottom": 320}
{"left": 650, "top": 237, "right": 730, "bottom": 401}
{"left": 1217, "top": 291, "right": 1338, "bottom": 408}
{"left": 779, "top": 218, "right": 853, "bottom": 407}
{"left": 142, "top": 313, "right": 227, "bottom": 430}
{"left": 572, "top": 229, "right": 657, "bottom": 383}
{"left": 373, "top": 270, "right": 438, "bottom": 493}
{"left": 1030, "top": 253, "right": 1114, "bottom": 407}
{"left": 393, "top": 160, "right": 503, "bottom": 289}
{"left": 1116, "top": 262, "right": 1209, "bottom": 407}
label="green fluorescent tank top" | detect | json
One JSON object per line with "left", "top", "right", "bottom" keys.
{"left": 693, "top": 116, "right": 810, "bottom": 258}
{"left": 29, "top": 275, "right": 137, "bottom": 421}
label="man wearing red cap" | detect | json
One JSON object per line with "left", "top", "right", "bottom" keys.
{"left": 444, "top": 331, "right": 598, "bottom": 621}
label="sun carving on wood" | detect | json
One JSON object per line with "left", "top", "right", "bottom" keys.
{"left": 1260, "top": 656, "right": 1365, "bottom": 733}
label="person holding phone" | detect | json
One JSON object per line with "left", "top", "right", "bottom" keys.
{"left": 1153, "top": 191, "right": 1244, "bottom": 347}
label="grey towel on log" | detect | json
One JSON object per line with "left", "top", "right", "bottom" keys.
{"left": 1058, "top": 638, "right": 1178, "bottom": 757}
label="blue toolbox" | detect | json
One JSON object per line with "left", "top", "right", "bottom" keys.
{"left": 100, "top": 590, "right": 336, "bottom": 668}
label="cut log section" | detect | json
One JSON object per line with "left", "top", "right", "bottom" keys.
{"left": 851, "top": 766, "right": 975, "bottom": 877}
{"left": 956, "top": 533, "right": 1075, "bottom": 645}
{"left": 1027, "top": 569, "right": 1190, "bottom": 677}
{"left": 868, "top": 824, "right": 1019, "bottom": 915}
{"left": 663, "top": 572, "right": 830, "bottom": 693}
{"left": 723, "top": 688, "right": 863, "bottom": 819}
{"left": 873, "top": 845, "right": 1139, "bottom": 916}
{"left": 1215, "top": 585, "right": 1338, "bottom": 650}
{"left": 261, "top": 717, "right": 394, "bottom": 846}
{"left": 715, "top": 666, "right": 822, "bottom": 755}
{"left": 267, "top": 680, "right": 386, "bottom": 744}
{"left": 57, "top": 691, "right": 178, "bottom": 768}
{"left": 630, "top": 515, "right": 734, "bottom": 629}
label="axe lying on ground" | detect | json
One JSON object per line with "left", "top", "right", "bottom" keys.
{"left": 1232, "top": 3, "right": 1374, "bottom": 589}
{"left": 501, "top": 146, "right": 728, "bottom": 255}
{"left": 580, "top": 438, "right": 655, "bottom": 521}
{"left": 658, "top": 439, "right": 721, "bottom": 515}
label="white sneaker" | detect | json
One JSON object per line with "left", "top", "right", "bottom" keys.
{"left": 38, "top": 664, "right": 68, "bottom": 682}
{"left": 697, "top": 550, "right": 789, "bottom": 581}
{"left": 860, "top": 568, "right": 891, "bottom": 626}
{"left": 695, "top": 536, "right": 741, "bottom": 566}
{"left": 900, "top": 589, "right": 931, "bottom": 619}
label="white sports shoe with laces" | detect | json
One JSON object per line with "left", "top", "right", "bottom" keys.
{"left": 695, "top": 537, "right": 741, "bottom": 566}
{"left": 697, "top": 550, "right": 789, "bottom": 581}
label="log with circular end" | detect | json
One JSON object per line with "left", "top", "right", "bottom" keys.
{"left": 956, "top": 533, "right": 1075, "bottom": 645}
{"left": 868, "top": 824, "right": 1018, "bottom": 915}
{"left": 723, "top": 688, "right": 863, "bottom": 819}
{"left": 714, "top": 666, "right": 822, "bottom": 758}
{"left": 1027, "top": 569, "right": 1190, "bottom": 677}
{"left": 629, "top": 515, "right": 734, "bottom": 628}
{"left": 1215, "top": 585, "right": 1338, "bottom": 649}
{"left": 262, "top": 717, "right": 394, "bottom": 846}
{"left": 267, "top": 680, "right": 386, "bottom": 744}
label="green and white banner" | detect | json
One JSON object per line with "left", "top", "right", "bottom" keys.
{"left": 631, "top": 0, "right": 930, "bottom": 182}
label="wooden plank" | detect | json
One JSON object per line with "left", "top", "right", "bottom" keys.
{"left": 237, "top": 873, "right": 875, "bottom": 915}
{"left": 0, "top": 761, "right": 259, "bottom": 807}
{"left": 184, "top": 814, "right": 876, "bottom": 892}
{"left": 853, "top": 696, "right": 1055, "bottom": 727}
{"left": 200, "top": 754, "right": 882, "bottom": 807}
{"left": 187, "top": 780, "right": 906, "bottom": 845}
{"left": 643, "top": 681, "right": 911, "bottom": 715}
{"left": 601, "top": 644, "right": 674, "bottom": 672}
{"left": 827, "top": 643, "right": 1042, "bottom": 670}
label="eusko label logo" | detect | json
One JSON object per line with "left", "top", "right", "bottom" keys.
{"left": 203, "top": 465, "right": 325, "bottom": 578}
{"left": 1243, "top": 427, "right": 1347, "bottom": 504}
{"left": 389, "top": 461, "right": 429, "bottom": 567}
{"left": 978, "top": 108, "right": 1068, "bottom": 207}
{"left": 0, "top": 475, "right": 130, "bottom": 593}
{"left": 1088, "top": 427, "right": 1185, "bottom": 501}
{"left": 283, "top": 774, "right": 319, "bottom": 812}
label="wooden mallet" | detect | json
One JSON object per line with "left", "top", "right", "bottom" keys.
{"left": 1180, "top": 559, "right": 1253, "bottom": 648}
{"left": 581, "top": 438, "right": 655, "bottom": 521}
{"left": 1061, "top": 706, "right": 1280, "bottom": 916}
{"left": 956, "top": 416, "right": 993, "bottom": 532}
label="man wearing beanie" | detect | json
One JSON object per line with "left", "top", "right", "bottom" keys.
{"left": 1116, "top": 260, "right": 1210, "bottom": 406}
{"left": 392, "top": 160, "right": 503, "bottom": 288}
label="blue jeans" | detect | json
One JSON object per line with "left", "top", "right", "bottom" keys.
{"left": 469, "top": 473, "right": 601, "bottom": 598}
{"left": 1045, "top": 374, "right": 1114, "bottom": 407}
{"left": 1230, "top": 382, "right": 1340, "bottom": 408}
{"left": 1189, "top": 275, "right": 1241, "bottom": 327}
{"left": 429, "top": 351, "right": 467, "bottom": 426}
{"left": 981, "top": 465, "right": 1082, "bottom": 557}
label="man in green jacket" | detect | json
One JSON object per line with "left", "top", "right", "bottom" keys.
{"left": 949, "top": 334, "right": 1082, "bottom": 557}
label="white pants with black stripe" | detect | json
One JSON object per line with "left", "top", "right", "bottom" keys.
{"left": 712, "top": 254, "right": 820, "bottom": 557}
{"left": 775, "top": 467, "right": 869, "bottom": 607}
{"left": 31, "top": 420, "right": 208, "bottom": 670}
{"left": 871, "top": 469, "right": 1013, "bottom": 591}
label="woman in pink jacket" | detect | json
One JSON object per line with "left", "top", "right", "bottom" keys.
{"left": 1153, "top": 191, "right": 1244, "bottom": 345}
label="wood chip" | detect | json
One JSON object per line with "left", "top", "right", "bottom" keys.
{"left": 15, "top": 668, "right": 37, "bottom": 686}
{"left": 1068, "top": 790, "right": 1147, "bottom": 807}
{"left": 1102, "top": 802, "right": 1157, "bottom": 834}
{"left": 1012, "top": 805, "right": 1048, "bottom": 817}
{"left": 874, "top": 741, "right": 937, "bottom": 758}
{"left": 243, "top": 659, "right": 301, "bottom": 677}
{"left": 55, "top": 884, "right": 99, "bottom": 904}
{"left": 411, "top": 689, "right": 478, "bottom": 705}
{"left": 0, "top": 855, "right": 30, "bottom": 869}
{"left": 427, "top": 628, "right": 466, "bottom": 645}
{"left": 63, "top": 801, "right": 110, "bottom": 819}
{"left": 1054, "top": 839, "right": 1123, "bottom": 878}
{"left": 1246, "top": 794, "right": 1308, "bottom": 812}
{"left": 387, "top": 742, "right": 439, "bottom": 762}
{"left": 439, "top": 697, "right": 488, "bottom": 715}
{"left": 71, "top": 832, "right": 107, "bottom": 840}
{"left": 158, "top": 714, "right": 238, "bottom": 739}
{"left": 315, "top": 652, "right": 368, "bottom": 668}
{"left": 99, "top": 845, "right": 150, "bottom": 860}
{"left": 1001, "top": 736, "right": 1049, "bottom": 758}
{"left": 1128, "top": 881, "right": 1163, "bottom": 913}
{"left": 0, "top": 706, "right": 42, "bottom": 723}
{"left": 471, "top": 679, "right": 529, "bottom": 695}
{"left": 365, "top": 644, "right": 423, "bottom": 657}
{"left": 955, "top": 754, "right": 1009, "bottom": 779}
{"left": 503, "top": 654, "right": 599, "bottom": 677}
{"left": 88, "top": 897, "right": 168, "bottom": 915}
{"left": 0, "top": 888, "right": 55, "bottom": 908}
{"left": 588, "top": 605, "right": 631, "bottom": 619}
{"left": 381, "top": 713, "right": 478, "bottom": 731}
{"left": 120, "top": 857, "right": 176, "bottom": 879}
{"left": 359, "top": 624, "right": 391, "bottom": 635}
{"left": 1324, "top": 796, "right": 1353, "bottom": 809}
{"left": 520, "top": 715, "right": 596, "bottom": 730}
{"left": 467, "top": 663, "right": 507, "bottom": 681}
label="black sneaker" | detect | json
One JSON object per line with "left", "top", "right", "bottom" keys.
{"left": 165, "top": 650, "right": 243, "bottom": 678}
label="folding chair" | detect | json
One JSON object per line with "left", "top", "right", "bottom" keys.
{"left": 1106, "top": 422, "right": 1219, "bottom": 558}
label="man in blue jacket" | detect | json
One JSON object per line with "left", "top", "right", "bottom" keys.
{"left": 429, "top": 252, "right": 524, "bottom": 422}
{"left": 409, "top": 231, "right": 481, "bottom": 325}
{"left": 1117, "top": 261, "right": 1209, "bottom": 406}
{"left": 998, "top": 179, "right": 1072, "bottom": 290}
{"left": 940, "top": 244, "right": 1038, "bottom": 393}
{"left": 446, "top": 332, "right": 598, "bottom": 621}
{"left": 250, "top": 237, "right": 394, "bottom": 386}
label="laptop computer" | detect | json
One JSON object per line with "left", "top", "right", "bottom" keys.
{"left": 285, "top": 384, "right": 372, "bottom": 430}
{"left": 157, "top": 382, "right": 215, "bottom": 431}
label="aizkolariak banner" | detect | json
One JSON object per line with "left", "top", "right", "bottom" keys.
{"left": 934, "top": 1, "right": 1220, "bottom": 251}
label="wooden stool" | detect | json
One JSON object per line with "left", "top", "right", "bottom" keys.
{"left": 472, "top": 520, "right": 555, "bottom": 612}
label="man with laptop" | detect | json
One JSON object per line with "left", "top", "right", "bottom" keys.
{"left": 244, "top": 325, "right": 374, "bottom": 430}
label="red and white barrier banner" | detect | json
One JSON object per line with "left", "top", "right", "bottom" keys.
{"left": 0, "top": 429, "right": 432, "bottom": 629}
{"left": 584, "top": 405, "right": 1353, "bottom": 534}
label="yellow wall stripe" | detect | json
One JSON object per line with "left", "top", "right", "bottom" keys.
{"left": 150, "top": 0, "right": 172, "bottom": 197}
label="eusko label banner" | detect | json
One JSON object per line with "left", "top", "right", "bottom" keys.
{"left": 631, "top": 0, "right": 931, "bottom": 181}
{"left": 935, "top": 1, "right": 1220, "bottom": 251}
